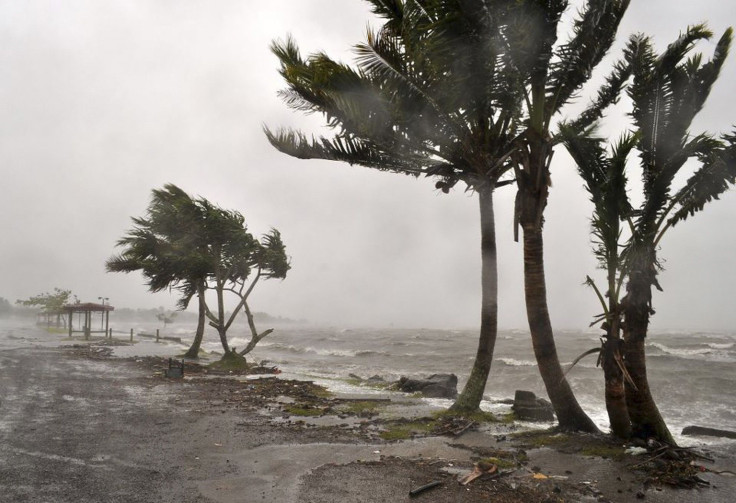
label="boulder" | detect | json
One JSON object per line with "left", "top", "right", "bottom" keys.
{"left": 365, "top": 375, "right": 386, "bottom": 385}
{"left": 681, "top": 425, "right": 736, "bottom": 440}
{"left": 512, "top": 390, "right": 555, "bottom": 422}
{"left": 397, "top": 374, "right": 458, "bottom": 399}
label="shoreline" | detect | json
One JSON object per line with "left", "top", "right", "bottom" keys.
{"left": 1, "top": 336, "right": 735, "bottom": 502}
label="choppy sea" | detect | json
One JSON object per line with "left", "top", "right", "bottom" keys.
{"left": 2, "top": 317, "right": 734, "bottom": 445}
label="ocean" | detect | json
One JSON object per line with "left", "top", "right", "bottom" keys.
{"left": 2, "top": 317, "right": 735, "bottom": 445}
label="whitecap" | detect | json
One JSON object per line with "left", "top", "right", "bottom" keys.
{"left": 497, "top": 357, "right": 537, "bottom": 367}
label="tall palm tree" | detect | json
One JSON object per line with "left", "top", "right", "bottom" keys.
{"left": 618, "top": 25, "right": 733, "bottom": 444}
{"left": 559, "top": 126, "right": 638, "bottom": 438}
{"left": 106, "top": 184, "right": 209, "bottom": 358}
{"left": 266, "top": 1, "right": 524, "bottom": 413}
{"left": 561, "top": 25, "right": 735, "bottom": 443}
{"left": 503, "top": 0, "right": 630, "bottom": 432}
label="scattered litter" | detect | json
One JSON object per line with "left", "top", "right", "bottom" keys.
{"left": 459, "top": 461, "right": 498, "bottom": 485}
{"left": 532, "top": 473, "right": 548, "bottom": 480}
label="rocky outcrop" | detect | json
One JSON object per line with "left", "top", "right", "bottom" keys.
{"left": 512, "top": 390, "right": 555, "bottom": 422}
{"left": 397, "top": 374, "right": 458, "bottom": 399}
{"left": 681, "top": 425, "right": 736, "bottom": 440}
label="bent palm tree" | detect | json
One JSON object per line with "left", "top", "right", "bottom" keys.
{"left": 562, "top": 25, "right": 735, "bottom": 443}
{"left": 619, "top": 25, "right": 734, "bottom": 443}
{"left": 503, "top": 0, "right": 630, "bottom": 432}
{"left": 267, "top": 1, "right": 524, "bottom": 413}
{"left": 560, "top": 127, "right": 638, "bottom": 438}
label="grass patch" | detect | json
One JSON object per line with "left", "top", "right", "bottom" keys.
{"left": 312, "top": 387, "right": 334, "bottom": 399}
{"left": 338, "top": 400, "right": 383, "bottom": 415}
{"left": 498, "top": 412, "right": 516, "bottom": 424}
{"left": 380, "top": 420, "right": 435, "bottom": 441}
{"left": 581, "top": 444, "right": 627, "bottom": 460}
{"left": 208, "top": 351, "right": 248, "bottom": 371}
{"left": 433, "top": 409, "right": 499, "bottom": 424}
{"left": 284, "top": 405, "right": 324, "bottom": 417}
{"left": 513, "top": 430, "right": 570, "bottom": 448}
{"left": 478, "top": 456, "right": 518, "bottom": 469}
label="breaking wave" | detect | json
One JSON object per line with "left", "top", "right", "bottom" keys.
{"left": 497, "top": 357, "right": 536, "bottom": 367}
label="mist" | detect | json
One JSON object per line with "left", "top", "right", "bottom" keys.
{"left": 1, "top": 1, "right": 734, "bottom": 330}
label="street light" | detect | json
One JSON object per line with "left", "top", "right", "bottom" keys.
{"left": 98, "top": 297, "right": 109, "bottom": 329}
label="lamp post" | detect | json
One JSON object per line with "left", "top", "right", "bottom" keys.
{"left": 98, "top": 297, "right": 109, "bottom": 328}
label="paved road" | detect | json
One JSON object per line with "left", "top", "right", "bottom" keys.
{"left": 0, "top": 345, "right": 219, "bottom": 502}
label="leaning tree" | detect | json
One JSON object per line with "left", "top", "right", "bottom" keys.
{"left": 559, "top": 126, "right": 638, "bottom": 439}
{"left": 107, "top": 184, "right": 209, "bottom": 358}
{"left": 561, "top": 25, "right": 735, "bottom": 443}
{"left": 108, "top": 185, "right": 290, "bottom": 360}
{"left": 618, "top": 25, "right": 733, "bottom": 443}
{"left": 266, "top": 0, "right": 528, "bottom": 413}
{"left": 481, "top": 0, "right": 631, "bottom": 432}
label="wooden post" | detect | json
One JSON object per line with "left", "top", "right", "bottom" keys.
{"left": 108, "top": 328, "right": 112, "bottom": 339}
{"left": 156, "top": 329, "right": 160, "bottom": 342}
{"left": 130, "top": 328, "right": 134, "bottom": 342}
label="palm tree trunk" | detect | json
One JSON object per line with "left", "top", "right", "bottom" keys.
{"left": 601, "top": 336, "right": 631, "bottom": 439}
{"left": 522, "top": 224, "right": 599, "bottom": 433}
{"left": 451, "top": 187, "right": 498, "bottom": 413}
{"left": 622, "top": 293, "right": 675, "bottom": 445}
{"left": 184, "top": 288, "right": 206, "bottom": 359}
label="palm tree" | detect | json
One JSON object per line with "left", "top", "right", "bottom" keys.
{"left": 266, "top": 1, "right": 525, "bottom": 413}
{"left": 561, "top": 25, "right": 735, "bottom": 443}
{"left": 559, "top": 126, "right": 638, "bottom": 438}
{"left": 617, "top": 25, "right": 734, "bottom": 444}
{"left": 503, "top": 0, "right": 630, "bottom": 432}
{"left": 106, "top": 184, "right": 209, "bottom": 358}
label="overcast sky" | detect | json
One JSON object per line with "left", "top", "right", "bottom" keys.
{"left": 1, "top": 1, "right": 734, "bottom": 330}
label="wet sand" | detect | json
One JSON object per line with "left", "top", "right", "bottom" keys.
{"left": 1, "top": 341, "right": 735, "bottom": 502}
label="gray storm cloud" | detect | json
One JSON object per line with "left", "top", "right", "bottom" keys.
{"left": 1, "top": 1, "right": 734, "bottom": 330}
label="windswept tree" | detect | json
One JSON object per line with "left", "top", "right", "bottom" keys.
{"left": 619, "top": 25, "right": 733, "bottom": 443}
{"left": 266, "top": 1, "right": 526, "bottom": 413}
{"left": 489, "top": 0, "right": 631, "bottom": 432}
{"left": 562, "top": 25, "right": 735, "bottom": 443}
{"left": 107, "top": 185, "right": 209, "bottom": 358}
{"left": 108, "top": 185, "right": 290, "bottom": 359}
{"left": 560, "top": 127, "right": 638, "bottom": 438}
{"left": 194, "top": 198, "right": 290, "bottom": 355}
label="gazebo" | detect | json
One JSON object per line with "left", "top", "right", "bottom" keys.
{"left": 63, "top": 302, "right": 115, "bottom": 339}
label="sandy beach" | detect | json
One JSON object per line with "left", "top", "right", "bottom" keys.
{"left": 1, "top": 338, "right": 735, "bottom": 503}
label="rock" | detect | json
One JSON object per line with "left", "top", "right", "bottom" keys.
{"left": 397, "top": 374, "right": 458, "bottom": 399}
{"left": 512, "top": 390, "right": 555, "bottom": 422}
{"left": 365, "top": 375, "right": 385, "bottom": 385}
{"left": 681, "top": 425, "right": 736, "bottom": 440}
